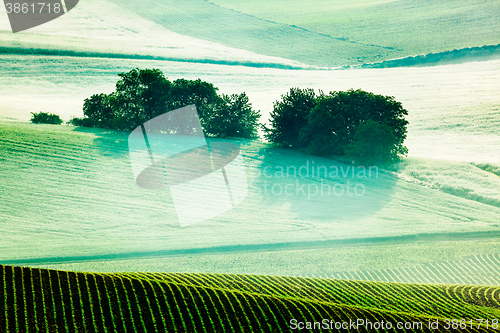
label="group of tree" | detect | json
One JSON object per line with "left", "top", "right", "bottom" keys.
{"left": 32, "top": 68, "right": 409, "bottom": 166}
{"left": 263, "top": 88, "right": 409, "bottom": 166}
{"left": 70, "top": 68, "right": 260, "bottom": 139}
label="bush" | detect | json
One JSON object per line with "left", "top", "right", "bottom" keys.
{"left": 67, "top": 117, "right": 96, "bottom": 127}
{"left": 263, "top": 87, "right": 316, "bottom": 148}
{"left": 30, "top": 112, "right": 63, "bottom": 125}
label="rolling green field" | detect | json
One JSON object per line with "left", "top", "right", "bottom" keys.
{"left": 1, "top": 56, "right": 499, "bottom": 323}
{"left": 0, "top": 0, "right": 305, "bottom": 69}
{"left": 1, "top": 55, "right": 499, "bottom": 165}
{"left": 210, "top": 0, "right": 500, "bottom": 57}
{"left": 37, "top": 238, "right": 500, "bottom": 287}
{"left": 1, "top": 264, "right": 500, "bottom": 332}
{"left": 109, "top": 0, "right": 500, "bottom": 66}
{"left": 2, "top": 0, "right": 497, "bottom": 68}
{"left": 1, "top": 121, "right": 499, "bottom": 264}
{"left": 1, "top": 0, "right": 499, "bottom": 328}
{"left": 1, "top": 120, "right": 500, "bottom": 296}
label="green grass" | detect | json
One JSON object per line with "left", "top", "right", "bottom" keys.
{"left": 105, "top": 0, "right": 500, "bottom": 67}
{"left": 398, "top": 158, "right": 500, "bottom": 208}
{"left": 35, "top": 238, "right": 500, "bottom": 286}
{"left": 1, "top": 121, "right": 500, "bottom": 263}
{"left": 475, "top": 164, "right": 500, "bottom": 178}
{"left": 2, "top": 121, "right": 500, "bottom": 292}
{"left": 103, "top": 0, "right": 374, "bottom": 68}
{"left": 1, "top": 121, "right": 499, "bottom": 266}
{"left": 208, "top": 0, "right": 500, "bottom": 66}
{"left": 2, "top": 55, "right": 500, "bottom": 165}
{"left": 2, "top": 0, "right": 498, "bottom": 67}
{"left": 0, "top": 0, "right": 305, "bottom": 70}
{"left": 1, "top": 264, "right": 499, "bottom": 332}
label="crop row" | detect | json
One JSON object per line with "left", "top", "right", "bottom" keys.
{"left": 1, "top": 265, "right": 499, "bottom": 332}
{"left": 128, "top": 271, "right": 500, "bottom": 322}
{"left": 327, "top": 253, "right": 500, "bottom": 286}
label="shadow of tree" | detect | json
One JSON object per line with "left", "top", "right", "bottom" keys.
{"left": 246, "top": 144, "right": 398, "bottom": 222}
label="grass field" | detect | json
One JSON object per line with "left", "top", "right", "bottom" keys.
{"left": 398, "top": 158, "right": 500, "bottom": 208}
{"left": 0, "top": 0, "right": 303, "bottom": 69}
{"left": 109, "top": 0, "right": 500, "bottom": 66}
{"left": 210, "top": 0, "right": 500, "bottom": 58}
{"left": 2, "top": 0, "right": 497, "bottom": 67}
{"left": 0, "top": 54, "right": 499, "bottom": 310}
{"left": 1, "top": 55, "right": 499, "bottom": 163}
{"left": 1, "top": 1, "right": 499, "bottom": 328}
{"left": 1, "top": 121, "right": 499, "bottom": 273}
{"left": 35, "top": 238, "right": 500, "bottom": 286}
{"left": 1, "top": 264, "right": 500, "bottom": 332}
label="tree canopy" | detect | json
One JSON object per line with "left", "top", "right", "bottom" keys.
{"left": 265, "top": 88, "right": 409, "bottom": 165}
{"left": 263, "top": 87, "right": 316, "bottom": 148}
{"left": 74, "top": 68, "right": 260, "bottom": 139}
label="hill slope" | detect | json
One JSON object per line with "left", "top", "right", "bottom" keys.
{"left": 1, "top": 121, "right": 500, "bottom": 264}
{"left": 0, "top": 0, "right": 304, "bottom": 69}
{"left": 109, "top": 0, "right": 500, "bottom": 67}
{"left": 1, "top": 265, "right": 498, "bottom": 332}
{"left": 1, "top": 0, "right": 498, "bottom": 67}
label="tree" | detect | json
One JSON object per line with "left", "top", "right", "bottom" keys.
{"left": 167, "top": 78, "right": 219, "bottom": 120}
{"left": 301, "top": 89, "right": 408, "bottom": 164}
{"left": 263, "top": 87, "right": 317, "bottom": 148}
{"left": 344, "top": 120, "right": 408, "bottom": 166}
{"left": 82, "top": 93, "right": 115, "bottom": 128}
{"left": 164, "top": 78, "right": 220, "bottom": 136}
{"left": 204, "top": 93, "right": 260, "bottom": 138}
{"left": 75, "top": 68, "right": 261, "bottom": 139}
{"left": 30, "top": 112, "right": 63, "bottom": 125}
{"left": 265, "top": 88, "right": 409, "bottom": 165}
{"left": 113, "top": 68, "right": 171, "bottom": 130}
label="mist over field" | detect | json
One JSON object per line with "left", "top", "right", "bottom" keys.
{"left": 0, "top": 0, "right": 499, "bottom": 286}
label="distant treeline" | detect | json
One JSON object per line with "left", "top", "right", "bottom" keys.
{"left": 3, "top": 44, "right": 498, "bottom": 69}
{"left": 0, "top": 46, "right": 304, "bottom": 70}
{"left": 359, "top": 44, "right": 500, "bottom": 69}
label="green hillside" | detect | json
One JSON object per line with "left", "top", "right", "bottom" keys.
{"left": 105, "top": 0, "right": 372, "bottom": 68}
{"left": 109, "top": 0, "right": 500, "bottom": 67}
{"left": 1, "top": 264, "right": 499, "bottom": 332}
{"left": 1, "top": 0, "right": 498, "bottom": 67}
{"left": 211, "top": 0, "right": 500, "bottom": 52}
{"left": 37, "top": 238, "right": 500, "bottom": 288}
{"left": 0, "top": 0, "right": 305, "bottom": 70}
{"left": 1, "top": 121, "right": 500, "bottom": 263}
